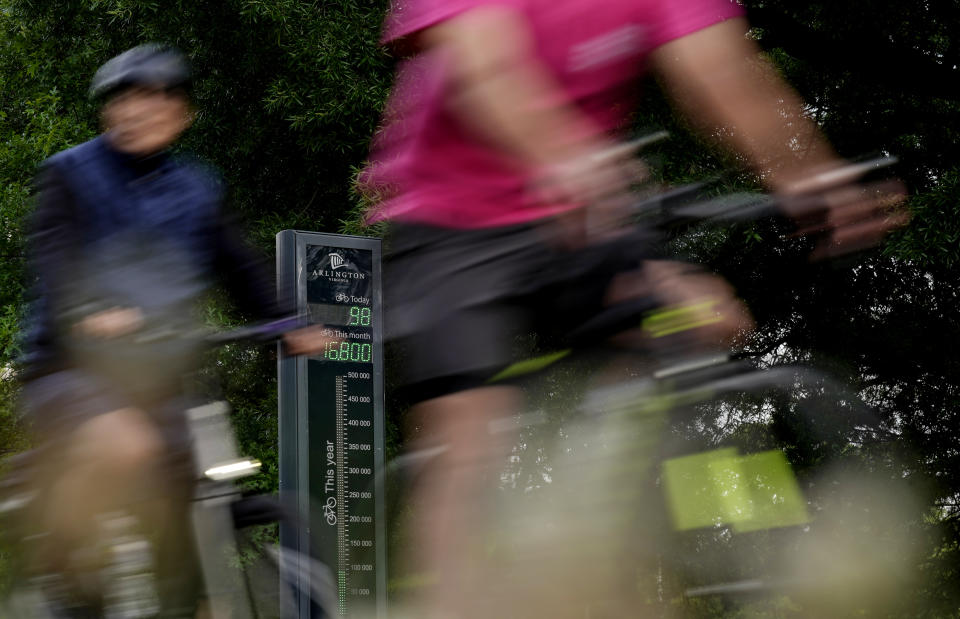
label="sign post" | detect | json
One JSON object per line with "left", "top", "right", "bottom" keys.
{"left": 277, "top": 231, "right": 386, "bottom": 619}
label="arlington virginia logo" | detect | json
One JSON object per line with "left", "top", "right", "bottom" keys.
{"left": 310, "top": 252, "right": 366, "bottom": 280}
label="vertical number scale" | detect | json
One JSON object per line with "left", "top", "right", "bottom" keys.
{"left": 335, "top": 375, "right": 347, "bottom": 617}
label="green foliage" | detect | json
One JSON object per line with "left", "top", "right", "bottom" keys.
{"left": 887, "top": 172, "right": 960, "bottom": 268}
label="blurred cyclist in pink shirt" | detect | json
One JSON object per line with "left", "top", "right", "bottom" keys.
{"left": 361, "top": 1, "right": 902, "bottom": 616}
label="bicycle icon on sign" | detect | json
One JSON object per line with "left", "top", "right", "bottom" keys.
{"left": 323, "top": 496, "right": 337, "bottom": 525}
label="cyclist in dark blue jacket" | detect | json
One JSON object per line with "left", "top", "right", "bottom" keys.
{"left": 20, "top": 44, "right": 322, "bottom": 615}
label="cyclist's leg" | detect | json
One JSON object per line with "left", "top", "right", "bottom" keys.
{"left": 406, "top": 386, "right": 521, "bottom": 619}
{"left": 21, "top": 371, "right": 165, "bottom": 590}
{"left": 513, "top": 232, "right": 754, "bottom": 614}
{"left": 146, "top": 397, "right": 201, "bottom": 618}
{"left": 385, "top": 223, "right": 537, "bottom": 618}
{"left": 23, "top": 374, "right": 158, "bottom": 542}
{"left": 394, "top": 308, "right": 525, "bottom": 619}
{"left": 47, "top": 406, "right": 162, "bottom": 542}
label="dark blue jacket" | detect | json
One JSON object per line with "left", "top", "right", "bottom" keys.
{"left": 23, "top": 136, "right": 287, "bottom": 377}
{"left": 45, "top": 136, "right": 222, "bottom": 268}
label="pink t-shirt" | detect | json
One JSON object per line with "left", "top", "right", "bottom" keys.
{"left": 363, "top": 0, "right": 744, "bottom": 228}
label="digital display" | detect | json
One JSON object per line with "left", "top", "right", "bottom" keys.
{"left": 307, "top": 304, "right": 373, "bottom": 328}
{"left": 277, "top": 233, "right": 385, "bottom": 619}
{"left": 321, "top": 341, "right": 373, "bottom": 362}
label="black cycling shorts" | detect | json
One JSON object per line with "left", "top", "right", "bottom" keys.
{"left": 383, "top": 219, "right": 660, "bottom": 403}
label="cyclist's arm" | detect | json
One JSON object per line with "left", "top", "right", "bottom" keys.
{"left": 208, "top": 209, "right": 294, "bottom": 321}
{"left": 420, "top": 7, "right": 598, "bottom": 165}
{"left": 28, "top": 166, "right": 82, "bottom": 302}
{"left": 22, "top": 166, "right": 83, "bottom": 374}
{"left": 208, "top": 207, "right": 330, "bottom": 354}
{"left": 650, "top": 18, "right": 840, "bottom": 192}
{"left": 417, "top": 7, "right": 630, "bottom": 204}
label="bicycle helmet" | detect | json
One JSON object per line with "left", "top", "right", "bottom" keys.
{"left": 89, "top": 44, "right": 191, "bottom": 100}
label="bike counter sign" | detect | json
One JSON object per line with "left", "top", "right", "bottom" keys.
{"left": 277, "top": 231, "right": 386, "bottom": 619}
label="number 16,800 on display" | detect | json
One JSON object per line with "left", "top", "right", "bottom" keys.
{"left": 323, "top": 341, "right": 373, "bottom": 363}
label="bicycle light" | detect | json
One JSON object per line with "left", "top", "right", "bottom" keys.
{"left": 204, "top": 458, "right": 262, "bottom": 480}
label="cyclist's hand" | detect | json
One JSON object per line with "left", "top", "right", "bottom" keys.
{"left": 74, "top": 306, "right": 144, "bottom": 339}
{"left": 779, "top": 175, "right": 908, "bottom": 260}
{"left": 283, "top": 325, "right": 335, "bottom": 356}
{"left": 637, "top": 261, "right": 754, "bottom": 348}
{"left": 534, "top": 146, "right": 648, "bottom": 247}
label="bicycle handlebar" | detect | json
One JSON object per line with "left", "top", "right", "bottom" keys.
{"left": 203, "top": 315, "right": 302, "bottom": 345}
{"left": 631, "top": 154, "right": 900, "bottom": 232}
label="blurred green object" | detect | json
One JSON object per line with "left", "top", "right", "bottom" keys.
{"left": 489, "top": 349, "right": 571, "bottom": 382}
{"left": 663, "top": 448, "right": 809, "bottom": 532}
{"left": 642, "top": 299, "right": 722, "bottom": 338}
